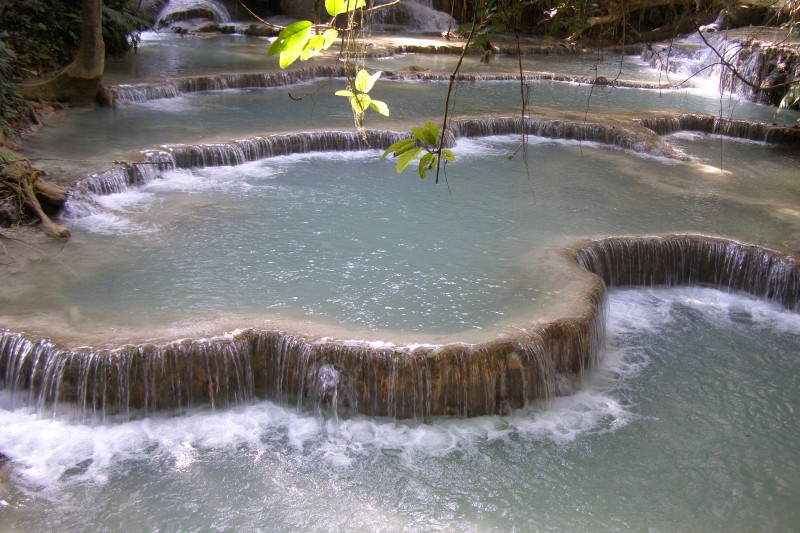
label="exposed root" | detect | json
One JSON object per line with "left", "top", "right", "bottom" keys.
{"left": 1, "top": 156, "right": 70, "bottom": 239}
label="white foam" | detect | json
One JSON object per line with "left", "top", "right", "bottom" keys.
{"left": 67, "top": 211, "right": 144, "bottom": 235}
{"left": 138, "top": 95, "right": 194, "bottom": 112}
{"left": 94, "top": 189, "right": 155, "bottom": 211}
{"left": 2, "top": 287, "right": 797, "bottom": 494}
{"left": 144, "top": 167, "right": 255, "bottom": 193}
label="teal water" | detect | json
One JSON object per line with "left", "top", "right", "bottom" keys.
{"left": 2, "top": 31, "right": 799, "bottom": 532}
{"left": 1, "top": 287, "right": 798, "bottom": 531}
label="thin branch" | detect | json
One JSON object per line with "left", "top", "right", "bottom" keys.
{"left": 434, "top": 14, "right": 476, "bottom": 185}
{"left": 237, "top": 1, "right": 283, "bottom": 30}
{"left": 694, "top": 23, "right": 800, "bottom": 93}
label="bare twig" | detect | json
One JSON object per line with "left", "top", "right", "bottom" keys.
{"left": 434, "top": 14, "right": 476, "bottom": 185}
{"left": 694, "top": 23, "right": 800, "bottom": 93}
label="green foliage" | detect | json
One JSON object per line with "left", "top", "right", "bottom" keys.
{"left": 779, "top": 84, "right": 800, "bottom": 109}
{"left": 325, "top": 0, "right": 367, "bottom": 17}
{"left": 102, "top": 4, "right": 152, "bottom": 58}
{"left": 335, "top": 69, "right": 390, "bottom": 120}
{"left": 268, "top": 22, "right": 338, "bottom": 68}
{"left": 266, "top": 1, "right": 454, "bottom": 178}
{"left": 382, "top": 121, "right": 454, "bottom": 179}
{"left": 0, "top": 0, "right": 151, "bottom": 79}
{"left": 776, "top": 83, "right": 800, "bottom": 123}
{"left": 0, "top": 32, "right": 30, "bottom": 139}
{"left": 267, "top": 0, "right": 366, "bottom": 69}
{"left": 0, "top": 0, "right": 81, "bottom": 76}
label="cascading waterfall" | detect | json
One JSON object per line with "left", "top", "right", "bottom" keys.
{"left": 110, "top": 69, "right": 675, "bottom": 105}
{"left": 643, "top": 30, "right": 800, "bottom": 104}
{"left": 72, "top": 114, "right": 696, "bottom": 197}
{"left": 638, "top": 113, "right": 800, "bottom": 145}
{"left": 110, "top": 65, "right": 347, "bottom": 104}
{"left": 10, "top": 106, "right": 797, "bottom": 421}
{"left": 2, "top": 234, "right": 798, "bottom": 420}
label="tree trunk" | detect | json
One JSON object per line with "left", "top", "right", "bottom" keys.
{"left": 15, "top": 0, "right": 106, "bottom": 106}
{"left": 67, "top": 0, "right": 106, "bottom": 80}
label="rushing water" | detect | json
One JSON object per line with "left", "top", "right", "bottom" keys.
{"left": 2, "top": 288, "right": 799, "bottom": 531}
{"left": 2, "top": 29, "right": 800, "bottom": 530}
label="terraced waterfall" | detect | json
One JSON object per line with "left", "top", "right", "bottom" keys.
{"left": 1, "top": 25, "right": 799, "bottom": 532}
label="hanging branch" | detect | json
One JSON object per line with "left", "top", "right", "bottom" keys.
{"left": 433, "top": 15, "right": 476, "bottom": 184}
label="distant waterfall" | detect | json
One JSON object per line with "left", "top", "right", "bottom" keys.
{"left": 642, "top": 30, "right": 800, "bottom": 106}
{"left": 370, "top": 0, "right": 456, "bottom": 33}
{"left": 156, "top": 0, "right": 232, "bottom": 28}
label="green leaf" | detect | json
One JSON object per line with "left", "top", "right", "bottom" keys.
{"left": 268, "top": 20, "right": 313, "bottom": 68}
{"left": 396, "top": 146, "right": 422, "bottom": 174}
{"left": 443, "top": 148, "right": 455, "bottom": 162}
{"left": 369, "top": 99, "right": 389, "bottom": 116}
{"left": 354, "top": 69, "right": 381, "bottom": 93}
{"left": 301, "top": 34, "right": 325, "bottom": 60}
{"left": 349, "top": 93, "right": 372, "bottom": 116}
{"left": 322, "top": 28, "right": 339, "bottom": 48}
{"left": 325, "top": 0, "right": 366, "bottom": 17}
{"left": 382, "top": 138, "right": 417, "bottom": 159}
{"left": 418, "top": 152, "right": 436, "bottom": 179}
{"left": 300, "top": 28, "right": 339, "bottom": 60}
{"left": 411, "top": 125, "right": 436, "bottom": 146}
{"left": 334, "top": 89, "right": 354, "bottom": 97}
{"left": 424, "top": 121, "right": 439, "bottom": 145}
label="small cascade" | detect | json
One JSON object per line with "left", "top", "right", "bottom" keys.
{"left": 388, "top": 70, "right": 673, "bottom": 91}
{"left": 3, "top": 234, "right": 798, "bottom": 419}
{"left": 60, "top": 115, "right": 692, "bottom": 222}
{"left": 110, "top": 67, "right": 675, "bottom": 105}
{"left": 78, "top": 151, "right": 175, "bottom": 195}
{"left": 156, "top": 0, "right": 231, "bottom": 29}
{"left": 447, "top": 117, "right": 688, "bottom": 160}
{"left": 638, "top": 114, "right": 800, "bottom": 146}
{"left": 109, "top": 66, "right": 346, "bottom": 104}
{"left": 164, "top": 130, "right": 406, "bottom": 168}
{"left": 643, "top": 30, "right": 800, "bottom": 106}
{"left": 575, "top": 234, "right": 800, "bottom": 310}
{"left": 0, "top": 330, "right": 256, "bottom": 420}
{"left": 111, "top": 83, "right": 182, "bottom": 103}
{"left": 0, "top": 303, "right": 602, "bottom": 420}
{"left": 143, "top": 116, "right": 687, "bottom": 174}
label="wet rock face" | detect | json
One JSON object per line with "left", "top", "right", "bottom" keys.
{"left": 729, "top": 42, "right": 800, "bottom": 108}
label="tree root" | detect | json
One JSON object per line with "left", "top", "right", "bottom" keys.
{"left": 1, "top": 157, "right": 70, "bottom": 239}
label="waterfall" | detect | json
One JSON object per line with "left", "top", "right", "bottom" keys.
{"left": 642, "top": 31, "right": 800, "bottom": 106}
{"left": 65, "top": 113, "right": 718, "bottom": 216}
{"left": 110, "top": 67, "right": 677, "bottom": 105}
{"left": 156, "top": 0, "right": 231, "bottom": 28}
{"left": 638, "top": 113, "right": 800, "bottom": 145}
{"left": 576, "top": 235, "right": 800, "bottom": 310}
{"left": 71, "top": 116, "right": 688, "bottom": 189}
{"left": 370, "top": 0, "right": 456, "bottom": 33}
{"left": 4, "top": 233, "right": 797, "bottom": 420}
{"left": 0, "top": 313, "right": 602, "bottom": 420}
{"left": 110, "top": 66, "right": 347, "bottom": 104}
